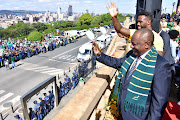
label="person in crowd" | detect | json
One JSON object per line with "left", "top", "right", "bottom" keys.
{"left": 65, "top": 74, "right": 71, "bottom": 90}
{"left": 59, "top": 81, "right": 65, "bottom": 98}
{"left": 172, "top": 21, "right": 180, "bottom": 33}
{"left": 39, "top": 97, "right": 48, "bottom": 115}
{"left": 0, "top": 56, "right": 3, "bottom": 68}
{"left": 72, "top": 73, "right": 76, "bottom": 89}
{"left": 175, "top": 42, "right": 180, "bottom": 105}
{"left": 168, "top": 30, "right": 179, "bottom": 62}
{"left": 159, "top": 26, "right": 175, "bottom": 72}
{"left": 33, "top": 100, "right": 43, "bottom": 120}
{"left": 14, "top": 114, "right": 22, "bottom": 120}
{"left": 176, "top": 42, "right": 180, "bottom": 63}
{"left": 167, "top": 18, "right": 174, "bottom": 31}
{"left": 160, "top": 18, "right": 168, "bottom": 31}
{"left": 11, "top": 54, "right": 15, "bottom": 68}
{"left": 48, "top": 91, "right": 54, "bottom": 107}
{"left": 175, "top": 11, "right": 180, "bottom": 24}
{"left": 29, "top": 107, "right": 36, "bottom": 120}
{"left": 43, "top": 93, "right": 52, "bottom": 111}
{"left": 106, "top": 1, "right": 164, "bottom": 56}
{"left": 93, "top": 28, "right": 171, "bottom": 120}
{"left": 4, "top": 58, "right": 10, "bottom": 70}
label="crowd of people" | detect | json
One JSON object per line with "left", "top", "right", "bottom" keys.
{"left": 160, "top": 12, "right": 180, "bottom": 105}
{"left": 0, "top": 34, "right": 74, "bottom": 71}
{"left": 13, "top": 60, "right": 90, "bottom": 120}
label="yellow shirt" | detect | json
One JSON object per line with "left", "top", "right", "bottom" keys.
{"left": 130, "top": 29, "right": 164, "bottom": 52}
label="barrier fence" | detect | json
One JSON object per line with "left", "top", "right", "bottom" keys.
{"left": 19, "top": 56, "right": 96, "bottom": 120}
{"left": 20, "top": 76, "right": 58, "bottom": 120}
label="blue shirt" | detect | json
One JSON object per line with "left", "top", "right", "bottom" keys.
{"left": 34, "top": 103, "right": 40, "bottom": 112}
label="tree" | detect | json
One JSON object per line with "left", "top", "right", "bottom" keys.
{"left": 31, "top": 22, "right": 47, "bottom": 32}
{"left": 80, "top": 24, "right": 89, "bottom": 30}
{"left": 78, "top": 13, "right": 93, "bottom": 25}
{"left": 117, "top": 13, "right": 126, "bottom": 22}
{"left": 75, "top": 21, "right": 81, "bottom": 26}
{"left": 101, "top": 13, "right": 112, "bottom": 23}
{"left": 66, "top": 21, "right": 73, "bottom": 27}
{"left": 126, "top": 14, "right": 131, "bottom": 17}
{"left": 60, "top": 21, "right": 68, "bottom": 28}
{"left": 28, "top": 31, "right": 43, "bottom": 41}
{"left": 12, "top": 22, "right": 34, "bottom": 36}
{"left": 53, "top": 21, "right": 61, "bottom": 29}
{"left": 91, "top": 15, "right": 102, "bottom": 25}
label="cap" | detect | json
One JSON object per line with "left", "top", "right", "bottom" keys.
{"left": 14, "top": 115, "right": 19, "bottom": 118}
{"left": 43, "top": 93, "right": 47, "bottom": 95}
{"left": 33, "top": 100, "right": 37, "bottom": 104}
{"left": 39, "top": 97, "right": 42, "bottom": 100}
{"left": 29, "top": 108, "right": 32, "bottom": 110}
{"left": 48, "top": 91, "right": 51, "bottom": 93}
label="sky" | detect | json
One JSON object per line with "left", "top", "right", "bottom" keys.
{"left": 0, "top": 0, "right": 178, "bottom": 14}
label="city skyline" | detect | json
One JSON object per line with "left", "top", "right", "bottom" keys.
{"left": 0, "top": 0, "right": 178, "bottom": 14}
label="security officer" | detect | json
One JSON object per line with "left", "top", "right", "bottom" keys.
{"left": 48, "top": 42, "right": 52, "bottom": 51}
{"left": 66, "top": 75, "right": 72, "bottom": 90}
{"left": 33, "top": 100, "right": 43, "bottom": 120}
{"left": 59, "top": 81, "right": 64, "bottom": 98}
{"left": 29, "top": 107, "right": 36, "bottom": 120}
{"left": 43, "top": 93, "right": 51, "bottom": 111}
{"left": 27, "top": 48, "right": 31, "bottom": 58}
{"left": 72, "top": 73, "right": 76, "bottom": 89}
{"left": 63, "top": 78, "right": 69, "bottom": 95}
{"left": 39, "top": 97, "right": 48, "bottom": 115}
{"left": 65, "top": 38, "right": 68, "bottom": 45}
{"left": 42, "top": 45, "right": 46, "bottom": 53}
{"left": 48, "top": 91, "right": 54, "bottom": 108}
{"left": 53, "top": 40, "right": 56, "bottom": 49}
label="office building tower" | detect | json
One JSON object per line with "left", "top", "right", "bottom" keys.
{"left": 68, "top": 5, "right": 72, "bottom": 16}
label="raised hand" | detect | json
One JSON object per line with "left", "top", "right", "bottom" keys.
{"left": 106, "top": 1, "right": 119, "bottom": 18}
{"left": 92, "top": 40, "right": 101, "bottom": 56}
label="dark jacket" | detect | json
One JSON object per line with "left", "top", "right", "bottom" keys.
{"left": 97, "top": 50, "right": 172, "bottom": 120}
{"left": 159, "top": 30, "right": 175, "bottom": 65}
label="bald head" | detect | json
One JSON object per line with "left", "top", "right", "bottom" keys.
{"left": 133, "top": 28, "right": 154, "bottom": 46}
{"left": 131, "top": 28, "right": 154, "bottom": 56}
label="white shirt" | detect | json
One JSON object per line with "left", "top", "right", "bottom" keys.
{"left": 170, "top": 39, "right": 178, "bottom": 61}
{"left": 129, "top": 49, "right": 151, "bottom": 70}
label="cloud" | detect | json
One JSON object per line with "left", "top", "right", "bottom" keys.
{"left": 38, "top": 0, "right": 55, "bottom": 3}
{"left": 56, "top": 1, "right": 68, "bottom": 5}
{"left": 70, "top": 1, "right": 80, "bottom": 4}
{"left": 83, "top": 1, "right": 93, "bottom": 4}
{"left": 13, "top": 7, "right": 20, "bottom": 10}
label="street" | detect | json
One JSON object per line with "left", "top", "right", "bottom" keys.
{"left": 0, "top": 30, "right": 109, "bottom": 114}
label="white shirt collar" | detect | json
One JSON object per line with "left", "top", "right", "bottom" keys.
{"left": 139, "top": 49, "right": 151, "bottom": 60}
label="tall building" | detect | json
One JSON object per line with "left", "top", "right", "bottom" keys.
{"left": 45, "top": 10, "right": 50, "bottom": 17}
{"left": 57, "top": 7, "right": 61, "bottom": 15}
{"left": 68, "top": 5, "right": 72, "bottom": 16}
